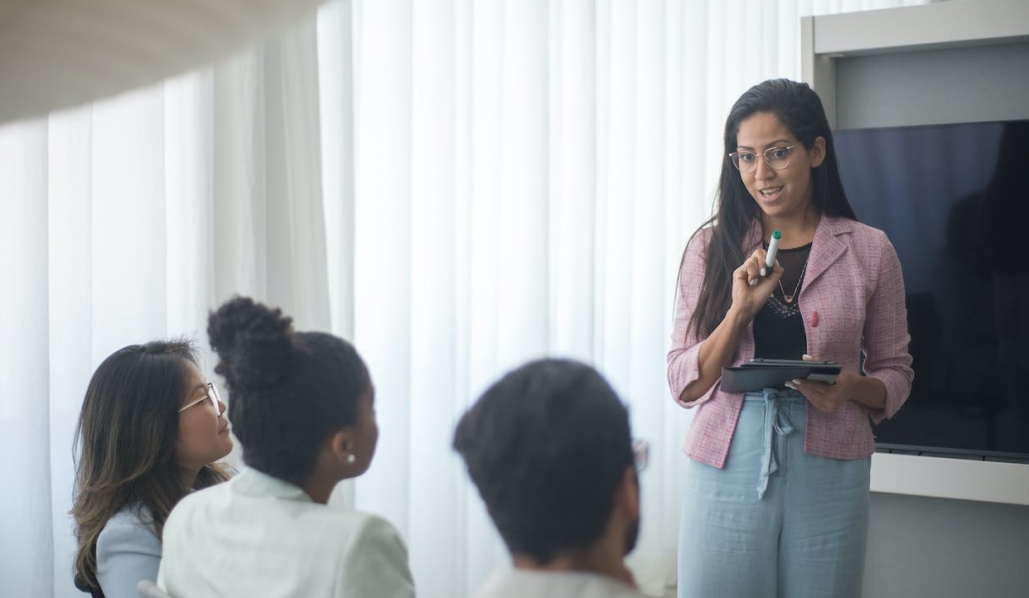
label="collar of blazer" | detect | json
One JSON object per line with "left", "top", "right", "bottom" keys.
{"left": 744, "top": 216, "right": 852, "bottom": 297}
{"left": 232, "top": 467, "right": 313, "bottom": 502}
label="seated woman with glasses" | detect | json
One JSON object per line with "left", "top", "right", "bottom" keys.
{"left": 157, "top": 296, "right": 415, "bottom": 598}
{"left": 72, "top": 340, "right": 233, "bottom": 598}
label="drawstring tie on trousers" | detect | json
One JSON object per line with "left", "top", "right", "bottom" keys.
{"left": 756, "top": 387, "right": 797, "bottom": 499}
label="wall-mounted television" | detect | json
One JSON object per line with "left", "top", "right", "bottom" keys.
{"left": 834, "top": 120, "right": 1029, "bottom": 462}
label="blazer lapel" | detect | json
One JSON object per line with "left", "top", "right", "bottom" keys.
{"left": 803, "top": 217, "right": 850, "bottom": 293}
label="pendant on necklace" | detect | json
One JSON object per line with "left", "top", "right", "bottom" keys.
{"left": 777, "top": 256, "right": 809, "bottom": 306}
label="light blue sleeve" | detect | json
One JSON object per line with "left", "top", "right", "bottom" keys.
{"left": 96, "top": 509, "right": 162, "bottom": 598}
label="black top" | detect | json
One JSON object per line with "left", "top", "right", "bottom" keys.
{"left": 753, "top": 242, "right": 811, "bottom": 360}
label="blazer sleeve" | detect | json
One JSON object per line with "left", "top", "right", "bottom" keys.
{"left": 337, "top": 516, "right": 415, "bottom": 598}
{"left": 863, "top": 231, "right": 914, "bottom": 422}
{"left": 667, "top": 229, "right": 720, "bottom": 408}
{"left": 96, "top": 512, "right": 162, "bottom": 598}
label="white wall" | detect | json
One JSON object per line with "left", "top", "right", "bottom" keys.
{"left": 864, "top": 493, "right": 1029, "bottom": 598}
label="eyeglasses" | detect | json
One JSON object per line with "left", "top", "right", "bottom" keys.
{"left": 632, "top": 438, "right": 649, "bottom": 473}
{"left": 729, "top": 143, "right": 800, "bottom": 173}
{"left": 179, "top": 382, "right": 223, "bottom": 414}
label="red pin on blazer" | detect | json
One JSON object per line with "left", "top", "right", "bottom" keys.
{"left": 811, "top": 311, "right": 820, "bottom": 328}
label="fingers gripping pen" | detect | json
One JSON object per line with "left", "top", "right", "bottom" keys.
{"left": 762, "top": 230, "right": 781, "bottom": 277}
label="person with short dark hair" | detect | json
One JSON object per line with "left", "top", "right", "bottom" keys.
{"left": 72, "top": 340, "right": 232, "bottom": 598}
{"left": 157, "top": 296, "right": 414, "bottom": 598}
{"left": 453, "top": 358, "right": 649, "bottom": 598}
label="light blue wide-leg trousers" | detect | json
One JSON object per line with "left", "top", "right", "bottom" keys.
{"left": 677, "top": 390, "right": 870, "bottom": 598}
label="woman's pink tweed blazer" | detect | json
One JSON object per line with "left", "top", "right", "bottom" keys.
{"left": 667, "top": 216, "right": 914, "bottom": 468}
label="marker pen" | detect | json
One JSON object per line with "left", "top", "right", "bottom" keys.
{"left": 761, "top": 230, "right": 781, "bottom": 277}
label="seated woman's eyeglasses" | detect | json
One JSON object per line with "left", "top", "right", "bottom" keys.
{"left": 729, "top": 143, "right": 800, "bottom": 173}
{"left": 179, "top": 382, "right": 223, "bottom": 414}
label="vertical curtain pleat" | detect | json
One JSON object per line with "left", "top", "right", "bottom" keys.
{"left": 495, "top": 0, "right": 550, "bottom": 365}
{"left": 90, "top": 89, "right": 169, "bottom": 351}
{"left": 261, "top": 16, "right": 332, "bottom": 330}
{"left": 165, "top": 70, "right": 215, "bottom": 340}
{"left": 597, "top": 0, "right": 636, "bottom": 386}
{"left": 550, "top": 0, "right": 597, "bottom": 361}
{"left": 351, "top": 0, "right": 414, "bottom": 532}
{"left": 409, "top": 0, "right": 460, "bottom": 594}
{"left": 47, "top": 108, "right": 95, "bottom": 594}
{"left": 0, "top": 120, "right": 53, "bottom": 597}
{"left": 318, "top": 0, "right": 357, "bottom": 342}
{"left": 212, "top": 52, "right": 266, "bottom": 302}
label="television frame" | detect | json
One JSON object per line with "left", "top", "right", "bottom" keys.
{"left": 801, "top": 0, "right": 1029, "bottom": 506}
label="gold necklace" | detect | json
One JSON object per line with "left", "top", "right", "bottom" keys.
{"left": 778, "top": 257, "right": 808, "bottom": 304}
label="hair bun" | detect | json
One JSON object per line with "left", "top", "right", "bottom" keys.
{"left": 208, "top": 296, "right": 294, "bottom": 391}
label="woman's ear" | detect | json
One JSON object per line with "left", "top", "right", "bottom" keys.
{"left": 328, "top": 430, "right": 351, "bottom": 464}
{"left": 617, "top": 465, "right": 640, "bottom": 520}
{"left": 811, "top": 136, "right": 827, "bottom": 168}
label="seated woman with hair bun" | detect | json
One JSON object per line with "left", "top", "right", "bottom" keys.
{"left": 157, "top": 296, "right": 415, "bottom": 598}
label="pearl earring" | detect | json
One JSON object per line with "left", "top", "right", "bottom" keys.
{"left": 347, "top": 453, "right": 356, "bottom": 464}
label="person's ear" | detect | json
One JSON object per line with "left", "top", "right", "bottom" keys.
{"left": 328, "top": 430, "right": 353, "bottom": 465}
{"left": 616, "top": 465, "right": 640, "bottom": 521}
{"left": 810, "top": 136, "right": 827, "bottom": 168}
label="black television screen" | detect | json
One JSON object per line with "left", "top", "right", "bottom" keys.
{"left": 834, "top": 120, "right": 1029, "bottom": 461}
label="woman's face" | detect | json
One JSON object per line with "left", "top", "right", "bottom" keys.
{"left": 348, "top": 374, "right": 379, "bottom": 476}
{"left": 735, "top": 111, "right": 824, "bottom": 224}
{"left": 174, "top": 361, "right": 233, "bottom": 474}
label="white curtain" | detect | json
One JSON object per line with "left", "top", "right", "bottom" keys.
{"left": 0, "top": 1, "right": 926, "bottom": 597}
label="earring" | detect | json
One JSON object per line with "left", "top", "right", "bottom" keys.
{"left": 347, "top": 453, "right": 356, "bottom": 464}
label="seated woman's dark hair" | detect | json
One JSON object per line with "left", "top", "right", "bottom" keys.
{"left": 207, "top": 296, "right": 367, "bottom": 484}
{"left": 72, "top": 340, "right": 228, "bottom": 595}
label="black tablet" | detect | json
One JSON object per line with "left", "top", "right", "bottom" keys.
{"left": 721, "top": 359, "right": 841, "bottom": 393}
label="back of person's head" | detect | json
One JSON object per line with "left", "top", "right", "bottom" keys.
{"left": 207, "top": 296, "right": 373, "bottom": 485}
{"left": 452, "top": 359, "right": 637, "bottom": 564}
{"left": 72, "top": 340, "right": 228, "bottom": 594}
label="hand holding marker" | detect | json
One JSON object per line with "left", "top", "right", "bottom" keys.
{"left": 749, "top": 230, "right": 781, "bottom": 286}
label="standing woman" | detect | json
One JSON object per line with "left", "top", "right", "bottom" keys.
{"left": 668, "top": 79, "right": 913, "bottom": 598}
{"left": 72, "top": 341, "right": 233, "bottom": 598}
{"left": 158, "top": 296, "right": 415, "bottom": 598}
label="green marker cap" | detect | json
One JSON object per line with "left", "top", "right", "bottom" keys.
{"left": 772, "top": 230, "right": 782, "bottom": 239}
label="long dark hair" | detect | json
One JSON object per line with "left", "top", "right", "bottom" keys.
{"left": 207, "top": 296, "right": 367, "bottom": 485}
{"left": 684, "top": 79, "right": 857, "bottom": 339}
{"left": 72, "top": 340, "right": 229, "bottom": 596}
